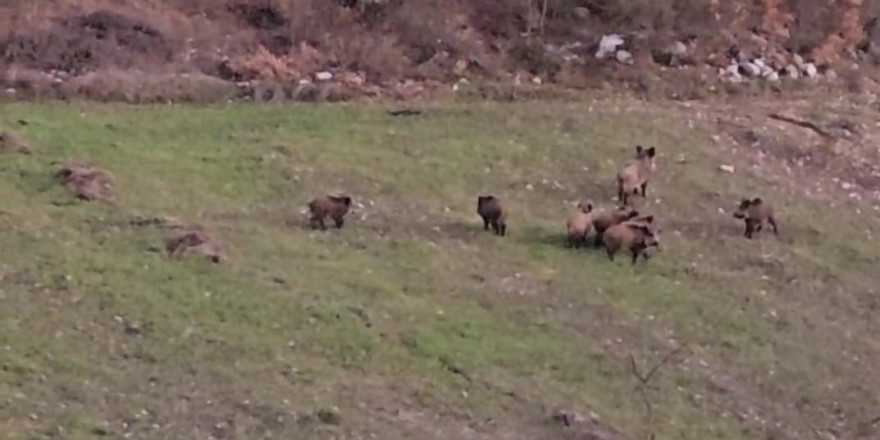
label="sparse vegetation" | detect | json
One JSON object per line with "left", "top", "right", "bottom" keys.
{"left": 1, "top": 0, "right": 877, "bottom": 102}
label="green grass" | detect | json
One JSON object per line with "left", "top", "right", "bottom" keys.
{"left": 2, "top": 99, "right": 879, "bottom": 439}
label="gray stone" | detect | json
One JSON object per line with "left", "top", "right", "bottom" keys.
{"left": 783, "top": 65, "right": 800, "bottom": 80}
{"left": 315, "top": 71, "right": 333, "bottom": 81}
{"left": 669, "top": 41, "right": 688, "bottom": 56}
{"left": 739, "top": 62, "right": 761, "bottom": 77}
{"left": 596, "top": 34, "right": 624, "bottom": 59}
{"left": 721, "top": 64, "right": 743, "bottom": 82}
{"left": 802, "top": 63, "right": 818, "bottom": 79}
{"left": 615, "top": 50, "right": 633, "bottom": 65}
{"left": 291, "top": 82, "right": 320, "bottom": 102}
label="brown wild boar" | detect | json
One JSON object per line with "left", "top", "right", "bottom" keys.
{"left": 166, "top": 230, "right": 224, "bottom": 263}
{"left": 617, "top": 145, "right": 657, "bottom": 205}
{"left": 591, "top": 205, "right": 639, "bottom": 247}
{"left": 626, "top": 214, "right": 656, "bottom": 228}
{"left": 566, "top": 200, "right": 594, "bottom": 248}
{"left": 603, "top": 221, "right": 660, "bottom": 265}
{"left": 477, "top": 195, "right": 507, "bottom": 236}
{"left": 308, "top": 194, "right": 352, "bottom": 230}
{"left": 732, "top": 197, "right": 778, "bottom": 239}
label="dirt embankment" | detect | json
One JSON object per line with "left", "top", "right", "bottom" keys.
{"left": 1, "top": 0, "right": 879, "bottom": 102}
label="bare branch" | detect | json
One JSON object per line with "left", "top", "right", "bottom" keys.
{"left": 629, "top": 345, "right": 688, "bottom": 440}
{"left": 643, "top": 344, "right": 687, "bottom": 384}
{"left": 539, "top": 0, "right": 550, "bottom": 35}
{"left": 768, "top": 113, "right": 834, "bottom": 139}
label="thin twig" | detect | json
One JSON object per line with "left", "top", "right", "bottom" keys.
{"left": 768, "top": 113, "right": 834, "bottom": 139}
{"left": 643, "top": 345, "right": 686, "bottom": 384}
{"left": 629, "top": 345, "right": 688, "bottom": 440}
{"left": 539, "top": 0, "right": 550, "bottom": 35}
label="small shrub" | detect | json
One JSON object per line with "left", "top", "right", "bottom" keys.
{"left": 332, "top": 33, "right": 408, "bottom": 82}
{"left": 59, "top": 70, "right": 239, "bottom": 103}
{"left": 509, "top": 41, "right": 561, "bottom": 78}
{"left": 0, "top": 10, "right": 176, "bottom": 73}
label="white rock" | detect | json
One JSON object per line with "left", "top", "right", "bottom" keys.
{"left": 315, "top": 71, "right": 333, "bottom": 81}
{"left": 764, "top": 71, "right": 779, "bottom": 82}
{"left": 783, "top": 65, "right": 800, "bottom": 79}
{"left": 792, "top": 53, "right": 805, "bottom": 67}
{"left": 596, "top": 34, "right": 624, "bottom": 59}
{"left": 670, "top": 41, "right": 688, "bottom": 56}
{"left": 720, "top": 64, "right": 743, "bottom": 82}
{"left": 719, "top": 164, "right": 736, "bottom": 173}
{"left": 615, "top": 50, "right": 633, "bottom": 65}
{"left": 739, "top": 62, "right": 761, "bottom": 77}
{"left": 802, "top": 63, "right": 818, "bottom": 78}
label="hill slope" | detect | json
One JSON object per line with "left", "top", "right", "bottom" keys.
{"left": 1, "top": 97, "right": 880, "bottom": 439}
{"left": 2, "top": 0, "right": 879, "bottom": 101}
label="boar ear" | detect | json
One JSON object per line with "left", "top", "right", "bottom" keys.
{"left": 643, "top": 215, "right": 654, "bottom": 223}
{"left": 751, "top": 197, "right": 763, "bottom": 205}
{"left": 635, "top": 145, "right": 643, "bottom": 154}
{"left": 646, "top": 147, "right": 656, "bottom": 158}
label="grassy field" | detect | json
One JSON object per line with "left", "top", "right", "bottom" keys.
{"left": 1, "top": 98, "right": 879, "bottom": 440}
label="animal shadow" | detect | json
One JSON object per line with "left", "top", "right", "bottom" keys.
{"left": 436, "top": 221, "right": 483, "bottom": 242}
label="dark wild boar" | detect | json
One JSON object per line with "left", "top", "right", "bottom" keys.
{"left": 308, "top": 195, "right": 353, "bottom": 230}
{"left": 477, "top": 195, "right": 507, "bottom": 236}
{"left": 733, "top": 197, "right": 778, "bottom": 239}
